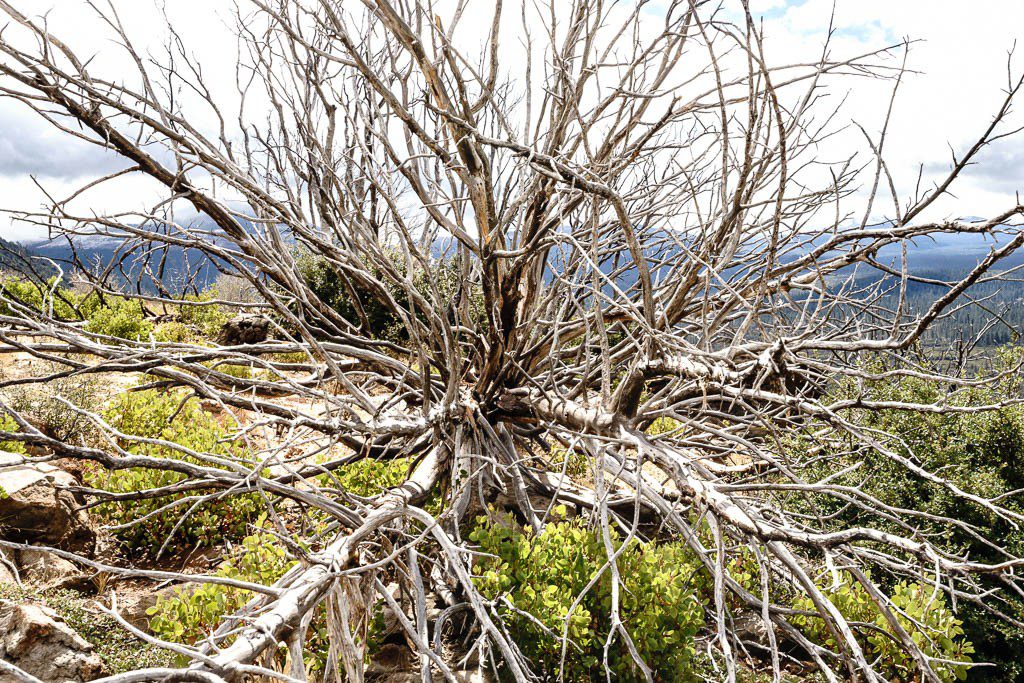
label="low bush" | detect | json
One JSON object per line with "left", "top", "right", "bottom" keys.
{"left": 0, "top": 277, "right": 97, "bottom": 320}
{"left": 789, "top": 354, "right": 1024, "bottom": 679}
{"left": 545, "top": 442, "right": 589, "bottom": 481}
{"left": 148, "top": 527, "right": 295, "bottom": 643}
{"left": 85, "top": 389, "right": 261, "bottom": 553}
{"left": 645, "top": 415, "right": 683, "bottom": 437}
{"left": 85, "top": 297, "right": 153, "bottom": 341}
{"left": 148, "top": 524, "right": 344, "bottom": 679}
{"left": 470, "top": 509, "right": 708, "bottom": 680}
{"left": 176, "top": 292, "right": 230, "bottom": 337}
{"left": 269, "top": 349, "right": 315, "bottom": 364}
{"left": 197, "top": 360, "right": 279, "bottom": 384}
{"left": 0, "top": 415, "right": 25, "bottom": 453}
{"left": 153, "top": 321, "right": 191, "bottom": 343}
{"left": 3, "top": 367, "right": 102, "bottom": 443}
{"left": 326, "top": 456, "right": 410, "bottom": 497}
{"left": 791, "top": 574, "right": 973, "bottom": 683}
{"left": 204, "top": 361, "right": 256, "bottom": 380}
{"left": 470, "top": 508, "right": 975, "bottom": 681}
{"left": 295, "top": 248, "right": 484, "bottom": 343}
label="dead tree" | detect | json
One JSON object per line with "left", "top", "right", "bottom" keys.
{"left": 0, "top": 0, "right": 1023, "bottom": 681}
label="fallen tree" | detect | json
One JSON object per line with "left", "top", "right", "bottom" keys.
{"left": 0, "top": 0, "right": 1023, "bottom": 680}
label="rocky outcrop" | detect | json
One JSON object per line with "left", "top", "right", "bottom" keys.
{"left": 217, "top": 313, "right": 270, "bottom": 345}
{"left": 0, "top": 602, "right": 107, "bottom": 683}
{"left": 0, "top": 551, "right": 16, "bottom": 585}
{"left": 117, "top": 583, "right": 191, "bottom": 631}
{"left": 0, "top": 452, "right": 96, "bottom": 555}
{"left": 16, "top": 548, "right": 88, "bottom": 591}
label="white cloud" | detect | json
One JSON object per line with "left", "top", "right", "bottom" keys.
{"left": 748, "top": 0, "right": 788, "bottom": 12}
{"left": 0, "top": 0, "right": 1022, "bottom": 239}
{"left": 749, "top": 0, "right": 1024, "bottom": 222}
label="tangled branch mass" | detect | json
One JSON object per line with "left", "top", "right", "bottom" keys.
{"left": 0, "top": 1, "right": 1022, "bottom": 681}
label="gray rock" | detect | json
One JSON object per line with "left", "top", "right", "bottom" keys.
{"left": 365, "top": 643, "right": 415, "bottom": 680}
{"left": 0, "top": 552, "right": 17, "bottom": 586}
{"left": 0, "top": 602, "right": 107, "bottom": 683}
{"left": 117, "top": 583, "right": 188, "bottom": 632}
{"left": 0, "top": 452, "right": 96, "bottom": 554}
{"left": 16, "top": 549, "right": 87, "bottom": 591}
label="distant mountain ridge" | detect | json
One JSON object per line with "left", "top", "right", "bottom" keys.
{"left": 7, "top": 226, "right": 1024, "bottom": 311}
{"left": 0, "top": 236, "right": 57, "bottom": 279}
{"left": 14, "top": 234, "right": 223, "bottom": 292}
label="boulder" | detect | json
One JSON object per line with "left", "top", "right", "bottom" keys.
{"left": 0, "top": 602, "right": 107, "bottom": 683}
{"left": 0, "top": 452, "right": 96, "bottom": 554}
{"left": 117, "top": 583, "right": 189, "bottom": 632}
{"left": 17, "top": 548, "right": 87, "bottom": 591}
{"left": 117, "top": 591, "right": 159, "bottom": 632}
{"left": 51, "top": 458, "right": 90, "bottom": 485}
{"left": 365, "top": 643, "right": 415, "bottom": 680}
{"left": 217, "top": 314, "right": 270, "bottom": 345}
{"left": 0, "top": 550, "right": 16, "bottom": 586}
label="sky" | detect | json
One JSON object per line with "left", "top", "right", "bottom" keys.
{"left": 0, "top": 0, "right": 1022, "bottom": 241}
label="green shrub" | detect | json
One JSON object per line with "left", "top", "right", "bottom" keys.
{"left": 0, "top": 278, "right": 97, "bottom": 320}
{"left": 148, "top": 527, "right": 295, "bottom": 642}
{"left": 269, "top": 349, "right": 315, "bottom": 364}
{"left": 470, "top": 509, "right": 708, "bottom": 680}
{"left": 148, "top": 525, "right": 334, "bottom": 678}
{"left": 790, "top": 360, "right": 1024, "bottom": 678}
{"left": 0, "top": 278, "right": 49, "bottom": 316}
{"left": 791, "top": 574, "right": 973, "bottom": 683}
{"left": 326, "top": 456, "right": 410, "bottom": 496}
{"left": 147, "top": 457, "right": 413, "bottom": 672}
{"left": 85, "top": 297, "right": 153, "bottom": 341}
{"left": 295, "top": 248, "right": 483, "bottom": 343}
{"left": 3, "top": 368, "right": 101, "bottom": 443}
{"left": 204, "top": 361, "right": 255, "bottom": 380}
{"left": 199, "top": 360, "right": 277, "bottom": 383}
{"left": 0, "top": 415, "right": 25, "bottom": 453}
{"left": 645, "top": 416, "right": 683, "bottom": 437}
{"left": 545, "top": 442, "right": 589, "bottom": 481}
{"left": 176, "top": 292, "right": 230, "bottom": 337}
{"left": 85, "top": 389, "right": 261, "bottom": 552}
{"left": 153, "top": 321, "right": 191, "bottom": 343}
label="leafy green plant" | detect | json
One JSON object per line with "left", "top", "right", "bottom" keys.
{"left": 176, "top": 292, "right": 230, "bottom": 337}
{"left": 153, "top": 321, "right": 191, "bottom": 343}
{"left": 148, "top": 525, "right": 335, "bottom": 677}
{"left": 645, "top": 415, "right": 683, "bottom": 437}
{"left": 149, "top": 456, "right": 413, "bottom": 675}
{"left": 85, "top": 389, "right": 261, "bottom": 552}
{"left": 0, "top": 277, "right": 98, "bottom": 320}
{"left": 790, "top": 356, "right": 1024, "bottom": 679}
{"left": 269, "top": 349, "right": 315, "bottom": 364}
{"left": 0, "top": 414, "right": 25, "bottom": 453}
{"left": 3, "top": 366, "right": 101, "bottom": 443}
{"left": 545, "top": 442, "right": 589, "bottom": 481}
{"left": 470, "top": 509, "right": 708, "bottom": 681}
{"left": 202, "top": 361, "right": 257, "bottom": 380}
{"left": 341, "top": 457, "right": 409, "bottom": 495}
{"left": 148, "top": 527, "right": 295, "bottom": 642}
{"left": 85, "top": 297, "right": 153, "bottom": 341}
{"left": 197, "top": 358, "right": 279, "bottom": 383}
{"left": 791, "top": 574, "right": 973, "bottom": 683}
